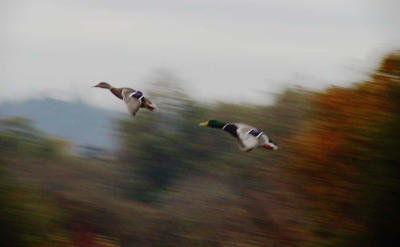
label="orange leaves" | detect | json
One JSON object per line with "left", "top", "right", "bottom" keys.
{"left": 288, "top": 52, "right": 400, "bottom": 244}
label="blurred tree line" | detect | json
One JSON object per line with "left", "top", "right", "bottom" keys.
{"left": 0, "top": 51, "right": 399, "bottom": 246}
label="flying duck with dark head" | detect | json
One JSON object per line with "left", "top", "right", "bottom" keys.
{"left": 199, "top": 120, "right": 278, "bottom": 152}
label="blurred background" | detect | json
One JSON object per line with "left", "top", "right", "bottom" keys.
{"left": 1, "top": 0, "right": 400, "bottom": 246}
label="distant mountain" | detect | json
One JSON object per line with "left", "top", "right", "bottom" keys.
{"left": 0, "top": 98, "right": 124, "bottom": 149}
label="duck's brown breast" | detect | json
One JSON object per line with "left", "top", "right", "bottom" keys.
{"left": 110, "top": 88, "right": 123, "bottom": 99}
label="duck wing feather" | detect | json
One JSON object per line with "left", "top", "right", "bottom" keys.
{"left": 234, "top": 123, "right": 262, "bottom": 151}
{"left": 121, "top": 88, "right": 141, "bottom": 116}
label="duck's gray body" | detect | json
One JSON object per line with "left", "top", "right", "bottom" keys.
{"left": 232, "top": 123, "right": 277, "bottom": 152}
{"left": 121, "top": 88, "right": 143, "bottom": 116}
{"left": 219, "top": 122, "right": 277, "bottom": 152}
{"left": 119, "top": 88, "right": 157, "bottom": 116}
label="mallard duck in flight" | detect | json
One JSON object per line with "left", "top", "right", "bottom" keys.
{"left": 199, "top": 120, "right": 278, "bottom": 152}
{"left": 93, "top": 82, "right": 158, "bottom": 117}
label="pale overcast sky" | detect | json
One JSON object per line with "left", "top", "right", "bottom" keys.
{"left": 1, "top": 0, "right": 399, "bottom": 110}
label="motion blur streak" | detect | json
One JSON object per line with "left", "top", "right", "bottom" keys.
{"left": 1, "top": 52, "right": 400, "bottom": 246}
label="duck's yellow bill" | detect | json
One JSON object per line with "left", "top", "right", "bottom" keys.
{"left": 199, "top": 121, "right": 208, "bottom": 126}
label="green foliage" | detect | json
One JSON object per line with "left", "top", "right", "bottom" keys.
{"left": 0, "top": 117, "right": 66, "bottom": 160}
{"left": 0, "top": 180, "right": 63, "bottom": 247}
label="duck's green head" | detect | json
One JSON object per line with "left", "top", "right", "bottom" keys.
{"left": 199, "top": 120, "right": 226, "bottom": 128}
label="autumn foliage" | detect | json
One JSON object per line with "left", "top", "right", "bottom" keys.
{"left": 290, "top": 52, "right": 400, "bottom": 246}
{"left": 0, "top": 51, "right": 399, "bottom": 246}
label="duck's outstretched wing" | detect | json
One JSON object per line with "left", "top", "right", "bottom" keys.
{"left": 125, "top": 98, "right": 141, "bottom": 116}
{"left": 121, "top": 88, "right": 141, "bottom": 116}
{"left": 235, "top": 123, "right": 259, "bottom": 151}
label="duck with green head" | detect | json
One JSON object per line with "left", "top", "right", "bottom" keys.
{"left": 199, "top": 120, "right": 278, "bottom": 152}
